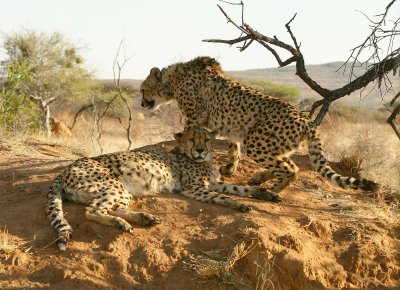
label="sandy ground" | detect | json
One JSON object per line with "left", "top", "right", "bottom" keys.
{"left": 0, "top": 139, "right": 399, "bottom": 290}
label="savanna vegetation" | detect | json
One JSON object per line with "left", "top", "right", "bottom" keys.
{"left": 0, "top": 1, "right": 399, "bottom": 289}
{"left": 0, "top": 26, "right": 399, "bottom": 197}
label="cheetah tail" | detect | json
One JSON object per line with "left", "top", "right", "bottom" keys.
{"left": 46, "top": 175, "right": 73, "bottom": 250}
{"left": 305, "top": 125, "right": 379, "bottom": 191}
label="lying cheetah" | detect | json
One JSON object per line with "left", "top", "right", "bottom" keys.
{"left": 140, "top": 56, "right": 379, "bottom": 196}
{"left": 47, "top": 127, "right": 278, "bottom": 250}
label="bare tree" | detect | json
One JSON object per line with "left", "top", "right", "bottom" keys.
{"left": 77, "top": 40, "right": 134, "bottom": 153}
{"left": 203, "top": 1, "right": 400, "bottom": 138}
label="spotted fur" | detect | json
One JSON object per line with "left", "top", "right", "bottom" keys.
{"left": 140, "top": 56, "right": 379, "bottom": 196}
{"left": 47, "top": 127, "right": 277, "bottom": 250}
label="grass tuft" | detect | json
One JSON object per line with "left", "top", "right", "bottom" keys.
{"left": 0, "top": 227, "right": 21, "bottom": 254}
{"left": 254, "top": 250, "right": 275, "bottom": 290}
{"left": 184, "top": 241, "right": 256, "bottom": 287}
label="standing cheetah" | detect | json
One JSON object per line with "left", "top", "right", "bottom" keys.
{"left": 140, "top": 56, "right": 379, "bottom": 196}
{"left": 47, "top": 127, "right": 278, "bottom": 250}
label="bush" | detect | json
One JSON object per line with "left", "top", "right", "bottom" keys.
{"left": 1, "top": 30, "right": 95, "bottom": 135}
{"left": 247, "top": 79, "right": 301, "bottom": 104}
{"left": 329, "top": 103, "right": 389, "bottom": 123}
{"left": 0, "top": 61, "right": 42, "bottom": 132}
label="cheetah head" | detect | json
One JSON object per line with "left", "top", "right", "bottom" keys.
{"left": 174, "top": 127, "right": 216, "bottom": 162}
{"left": 140, "top": 67, "right": 174, "bottom": 111}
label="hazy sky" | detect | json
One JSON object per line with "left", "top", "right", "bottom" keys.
{"left": 1, "top": 0, "right": 397, "bottom": 79}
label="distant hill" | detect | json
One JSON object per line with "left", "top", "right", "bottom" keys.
{"left": 97, "top": 62, "right": 399, "bottom": 108}
{"left": 228, "top": 62, "right": 400, "bottom": 108}
{"left": 96, "top": 79, "right": 142, "bottom": 94}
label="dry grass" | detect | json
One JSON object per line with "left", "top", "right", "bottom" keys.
{"left": 53, "top": 104, "right": 183, "bottom": 156}
{"left": 328, "top": 189, "right": 400, "bottom": 225}
{"left": 0, "top": 227, "right": 29, "bottom": 255}
{"left": 184, "top": 241, "right": 257, "bottom": 288}
{"left": 320, "top": 120, "right": 400, "bottom": 191}
{"left": 183, "top": 229, "right": 277, "bottom": 289}
{"left": 0, "top": 129, "right": 90, "bottom": 159}
{"left": 358, "top": 186, "right": 400, "bottom": 224}
{"left": 309, "top": 119, "right": 400, "bottom": 227}
{"left": 254, "top": 251, "right": 275, "bottom": 290}
{"left": 338, "top": 147, "right": 364, "bottom": 176}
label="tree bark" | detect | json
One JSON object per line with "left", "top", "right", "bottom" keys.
{"left": 41, "top": 100, "right": 51, "bottom": 137}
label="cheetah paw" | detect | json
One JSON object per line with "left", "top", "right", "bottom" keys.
{"left": 247, "top": 177, "right": 262, "bottom": 186}
{"left": 220, "top": 164, "right": 236, "bottom": 176}
{"left": 140, "top": 213, "right": 162, "bottom": 226}
{"left": 115, "top": 219, "right": 134, "bottom": 233}
{"left": 238, "top": 204, "right": 252, "bottom": 212}
{"left": 248, "top": 171, "right": 274, "bottom": 186}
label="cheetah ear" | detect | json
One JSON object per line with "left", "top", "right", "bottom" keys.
{"left": 174, "top": 132, "right": 183, "bottom": 141}
{"left": 150, "top": 67, "right": 162, "bottom": 81}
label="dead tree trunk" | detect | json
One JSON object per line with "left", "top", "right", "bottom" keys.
{"left": 43, "top": 101, "right": 51, "bottom": 136}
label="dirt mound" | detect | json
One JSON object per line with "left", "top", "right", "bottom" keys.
{"left": 0, "top": 140, "right": 399, "bottom": 289}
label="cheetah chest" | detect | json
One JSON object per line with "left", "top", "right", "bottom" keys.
{"left": 118, "top": 159, "right": 181, "bottom": 196}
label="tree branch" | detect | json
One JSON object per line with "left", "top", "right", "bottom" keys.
{"left": 70, "top": 103, "right": 93, "bottom": 129}
{"left": 340, "top": 0, "right": 398, "bottom": 80}
{"left": 203, "top": 35, "right": 252, "bottom": 46}
{"left": 309, "top": 99, "right": 325, "bottom": 118}
{"left": 387, "top": 102, "right": 400, "bottom": 139}
{"left": 204, "top": 1, "right": 400, "bottom": 134}
{"left": 390, "top": 90, "right": 400, "bottom": 106}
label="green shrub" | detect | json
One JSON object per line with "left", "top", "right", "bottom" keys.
{"left": 248, "top": 79, "right": 301, "bottom": 104}
{"left": 1, "top": 30, "right": 96, "bottom": 135}
{"left": 0, "top": 61, "right": 42, "bottom": 132}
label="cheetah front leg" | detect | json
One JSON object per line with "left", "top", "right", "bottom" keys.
{"left": 109, "top": 189, "right": 161, "bottom": 226}
{"left": 84, "top": 186, "right": 134, "bottom": 233}
{"left": 85, "top": 209, "right": 134, "bottom": 233}
{"left": 220, "top": 142, "right": 240, "bottom": 176}
{"left": 209, "top": 182, "right": 281, "bottom": 203}
{"left": 110, "top": 209, "right": 161, "bottom": 226}
{"left": 180, "top": 187, "right": 251, "bottom": 212}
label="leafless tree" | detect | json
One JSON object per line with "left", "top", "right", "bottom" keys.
{"left": 203, "top": 0, "right": 400, "bottom": 139}
{"left": 74, "top": 40, "right": 134, "bottom": 153}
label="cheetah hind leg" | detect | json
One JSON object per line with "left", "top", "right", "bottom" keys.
{"left": 248, "top": 170, "right": 275, "bottom": 186}
{"left": 266, "top": 157, "right": 299, "bottom": 193}
{"left": 220, "top": 142, "right": 240, "bottom": 176}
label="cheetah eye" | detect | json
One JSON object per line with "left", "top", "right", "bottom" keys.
{"left": 189, "top": 138, "right": 195, "bottom": 142}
